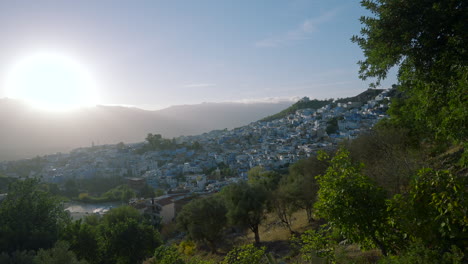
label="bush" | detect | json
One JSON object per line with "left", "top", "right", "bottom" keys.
{"left": 378, "top": 240, "right": 464, "bottom": 264}
{"left": 221, "top": 244, "right": 267, "bottom": 264}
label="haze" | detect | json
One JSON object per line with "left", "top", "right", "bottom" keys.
{"left": 0, "top": 1, "right": 398, "bottom": 160}
{"left": 0, "top": 0, "right": 395, "bottom": 110}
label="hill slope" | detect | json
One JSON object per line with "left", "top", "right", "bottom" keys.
{"left": 260, "top": 89, "right": 385, "bottom": 122}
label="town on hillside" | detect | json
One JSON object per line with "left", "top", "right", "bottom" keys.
{"left": 0, "top": 88, "right": 392, "bottom": 222}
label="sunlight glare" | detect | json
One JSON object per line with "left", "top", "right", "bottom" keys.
{"left": 5, "top": 52, "right": 98, "bottom": 111}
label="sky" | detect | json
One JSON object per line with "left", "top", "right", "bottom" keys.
{"left": 0, "top": 0, "right": 397, "bottom": 110}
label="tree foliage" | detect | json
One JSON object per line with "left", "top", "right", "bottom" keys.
{"left": 315, "top": 149, "right": 393, "bottom": 255}
{"left": 61, "top": 220, "right": 100, "bottom": 263}
{"left": 221, "top": 244, "right": 267, "bottom": 264}
{"left": 352, "top": 0, "right": 467, "bottom": 142}
{"left": 260, "top": 99, "right": 332, "bottom": 122}
{"left": 35, "top": 241, "right": 87, "bottom": 264}
{"left": 345, "top": 124, "right": 423, "bottom": 195}
{"left": 0, "top": 178, "right": 69, "bottom": 253}
{"left": 296, "top": 225, "right": 336, "bottom": 264}
{"left": 388, "top": 168, "right": 468, "bottom": 253}
{"left": 282, "top": 156, "right": 327, "bottom": 222}
{"left": 62, "top": 206, "right": 162, "bottom": 264}
{"left": 176, "top": 196, "right": 227, "bottom": 253}
{"left": 247, "top": 166, "right": 282, "bottom": 191}
{"left": 220, "top": 182, "right": 268, "bottom": 244}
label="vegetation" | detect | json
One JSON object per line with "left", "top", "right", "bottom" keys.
{"left": 62, "top": 206, "right": 162, "bottom": 264}
{"left": 325, "top": 117, "right": 339, "bottom": 135}
{"left": 220, "top": 182, "right": 269, "bottom": 245}
{"left": 0, "top": 178, "right": 69, "bottom": 254}
{"left": 136, "top": 133, "right": 203, "bottom": 154}
{"left": 315, "top": 149, "right": 393, "bottom": 256}
{"left": 335, "top": 88, "right": 384, "bottom": 104}
{"left": 247, "top": 166, "right": 282, "bottom": 191}
{"left": 176, "top": 196, "right": 227, "bottom": 253}
{"left": 76, "top": 184, "right": 135, "bottom": 203}
{"left": 352, "top": 0, "right": 467, "bottom": 144}
{"left": 0, "top": 0, "right": 466, "bottom": 263}
{"left": 260, "top": 98, "right": 332, "bottom": 122}
{"left": 261, "top": 88, "right": 385, "bottom": 123}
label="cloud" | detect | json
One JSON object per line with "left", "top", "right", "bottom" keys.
{"left": 230, "top": 96, "right": 300, "bottom": 104}
{"left": 255, "top": 8, "right": 340, "bottom": 48}
{"left": 183, "top": 83, "right": 216, "bottom": 88}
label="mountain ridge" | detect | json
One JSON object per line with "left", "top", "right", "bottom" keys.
{"left": 0, "top": 99, "right": 293, "bottom": 161}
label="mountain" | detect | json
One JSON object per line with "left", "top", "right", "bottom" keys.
{"left": 0, "top": 99, "right": 292, "bottom": 161}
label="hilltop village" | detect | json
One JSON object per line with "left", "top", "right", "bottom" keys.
{"left": 1, "top": 89, "right": 391, "bottom": 197}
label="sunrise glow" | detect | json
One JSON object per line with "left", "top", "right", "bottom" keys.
{"left": 5, "top": 52, "right": 98, "bottom": 111}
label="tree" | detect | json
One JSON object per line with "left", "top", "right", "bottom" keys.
{"left": 64, "top": 179, "right": 79, "bottom": 198}
{"left": 101, "top": 218, "right": 161, "bottom": 264}
{"left": 0, "top": 178, "right": 69, "bottom": 253}
{"left": 282, "top": 157, "right": 327, "bottom": 223}
{"left": 35, "top": 241, "right": 87, "bottom": 264}
{"left": 99, "top": 206, "right": 162, "bottom": 264}
{"left": 220, "top": 182, "right": 268, "bottom": 245}
{"left": 153, "top": 246, "right": 185, "bottom": 264}
{"left": 176, "top": 196, "right": 227, "bottom": 253}
{"left": 221, "top": 244, "right": 267, "bottom": 264}
{"left": 247, "top": 166, "right": 282, "bottom": 191}
{"left": 140, "top": 183, "right": 156, "bottom": 198}
{"left": 61, "top": 220, "right": 100, "bottom": 264}
{"left": 388, "top": 169, "right": 468, "bottom": 254}
{"left": 151, "top": 245, "right": 214, "bottom": 264}
{"left": 314, "top": 149, "right": 394, "bottom": 256}
{"left": 271, "top": 187, "right": 297, "bottom": 233}
{"left": 345, "top": 125, "right": 423, "bottom": 195}
{"left": 326, "top": 117, "right": 339, "bottom": 135}
{"left": 296, "top": 225, "right": 336, "bottom": 264}
{"left": 352, "top": 0, "right": 467, "bottom": 143}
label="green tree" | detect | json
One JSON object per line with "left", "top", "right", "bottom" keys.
{"left": 345, "top": 125, "right": 423, "bottom": 195}
{"left": 247, "top": 166, "right": 282, "bottom": 191}
{"left": 326, "top": 117, "right": 339, "bottom": 135}
{"left": 61, "top": 220, "right": 100, "bottom": 264}
{"left": 221, "top": 244, "right": 267, "bottom": 264}
{"left": 140, "top": 184, "right": 156, "bottom": 198}
{"left": 296, "top": 225, "right": 336, "bottom": 264}
{"left": 100, "top": 206, "right": 162, "bottom": 264}
{"left": 315, "top": 149, "right": 394, "bottom": 256}
{"left": 0, "top": 178, "right": 69, "bottom": 253}
{"left": 0, "top": 250, "right": 35, "bottom": 264}
{"left": 271, "top": 185, "right": 299, "bottom": 233}
{"left": 153, "top": 246, "right": 185, "bottom": 264}
{"left": 283, "top": 157, "right": 327, "bottom": 223}
{"left": 152, "top": 245, "right": 214, "bottom": 264}
{"left": 388, "top": 169, "right": 468, "bottom": 254}
{"left": 35, "top": 241, "right": 88, "bottom": 264}
{"left": 220, "top": 182, "right": 268, "bottom": 245}
{"left": 176, "top": 196, "right": 227, "bottom": 253}
{"left": 352, "top": 0, "right": 467, "bottom": 143}
{"left": 64, "top": 179, "right": 79, "bottom": 198}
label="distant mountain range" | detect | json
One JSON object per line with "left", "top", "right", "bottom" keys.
{"left": 0, "top": 99, "right": 293, "bottom": 161}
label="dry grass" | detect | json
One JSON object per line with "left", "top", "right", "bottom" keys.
{"left": 170, "top": 209, "right": 383, "bottom": 263}
{"left": 243, "top": 210, "right": 313, "bottom": 244}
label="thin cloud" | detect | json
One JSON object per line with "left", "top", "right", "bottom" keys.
{"left": 255, "top": 8, "right": 340, "bottom": 48}
{"left": 183, "top": 83, "right": 216, "bottom": 88}
{"left": 230, "top": 96, "right": 299, "bottom": 104}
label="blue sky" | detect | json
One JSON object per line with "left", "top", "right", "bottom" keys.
{"left": 0, "top": 0, "right": 397, "bottom": 110}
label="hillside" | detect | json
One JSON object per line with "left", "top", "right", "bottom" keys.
{"left": 260, "top": 88, "right": 385, "bottom": 122}
{"left": 260, "top": 98, "right": 332, "bottom": 122}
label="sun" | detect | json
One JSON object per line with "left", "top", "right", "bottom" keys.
{"left": 5, "top": 52, "right": 98, "bottom": 111}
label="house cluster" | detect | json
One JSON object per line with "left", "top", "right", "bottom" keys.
{"left": 1, "top": 89, "right": 392, "bottom": 197}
